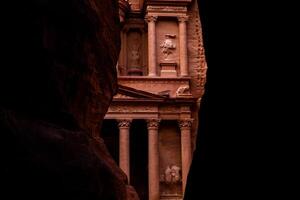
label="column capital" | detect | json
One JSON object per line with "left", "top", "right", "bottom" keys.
{"left": 178, "top": 119, "right": 193, "bottom": 130}
{"left": 177, "top": 15, "right": 189, "bottom": 23}
{"left": 147, "top": 119, "right": 161, "bottom": 130}
{"left": 145, "top": 15, "right": 158, "bottom": 23}
{"left": 117, "top": 119, "right": 132, "bottom": 128}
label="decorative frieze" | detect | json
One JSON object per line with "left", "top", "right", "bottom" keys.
{"left": 109, "top": 106, "right": 156, "bottom": 113}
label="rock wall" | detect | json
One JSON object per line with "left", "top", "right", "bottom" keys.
{"left": 0, "top": 0, "right": 138, "bottom": 199}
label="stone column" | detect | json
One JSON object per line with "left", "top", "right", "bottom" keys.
{"left": 147, "top": 119, "right": 161, "bottom": 200}
{"left": 178, "top": 16, "right": 189, "bottom": 76}
{"left": 178, "top": 119, "right": 193, "bottom": 194}
{"left": 117, "top": 119, "right": 132, "bottom": 183}
{"left": 146, "top": 15, "right": 158, "bottom": 76}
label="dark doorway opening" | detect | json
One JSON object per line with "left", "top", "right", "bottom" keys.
{"left": 101, "top": 119, "right": 119, "bottom": 164}
{"left": 130, "top": 119, "right": 148, "bottom": 200}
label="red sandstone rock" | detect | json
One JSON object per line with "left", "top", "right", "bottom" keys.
{"left": 0, "top": 0, "right": 139, "bottom": 199}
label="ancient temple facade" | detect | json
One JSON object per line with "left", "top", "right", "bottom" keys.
{"left": 102, "top": 0, "right": 207, "bottom": 199}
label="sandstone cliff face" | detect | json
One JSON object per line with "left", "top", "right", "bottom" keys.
{"left": 0, "top": 0, "right": 138, "bottom": 199}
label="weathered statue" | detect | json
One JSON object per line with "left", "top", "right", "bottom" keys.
{"left": 160, "top": 34, "right": 176, "bottom": 60}
{"left": 164, "top": 165, "right": 182, "bottom": 184}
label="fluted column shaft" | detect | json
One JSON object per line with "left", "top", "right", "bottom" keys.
{"left": 146, "top": 16, "right": 158, "bottom": 76}
{"left": 179, "top": 119, "right": 193, "bottom": 194}
{"left": 178, "top": 16, "right": 189, "bottom": 76}
{"left": 147, "top": 119, "right": 161, "bottom": 200}
{"left": 117, "top": 119, "right": 132, "bottom": 183}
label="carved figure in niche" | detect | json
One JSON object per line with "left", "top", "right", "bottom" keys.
{"left": 128, "top": 44, "right": 141, "bottom": 67}
{"left": 127, "top": 31, "right": 142, "bottom": 68}
{"left": 162, "top": 165, "right": 181, "bottom": 184}
{"left": 160, "top": 34, "right": 176, "bottom": 60}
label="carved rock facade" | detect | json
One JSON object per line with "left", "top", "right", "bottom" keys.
{"left": 102, "top": 0, "right": 207, "bottom": 200}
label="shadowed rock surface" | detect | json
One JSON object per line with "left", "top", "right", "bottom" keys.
{"left": 0, "top": 0, "right": 138, "bottom": 199}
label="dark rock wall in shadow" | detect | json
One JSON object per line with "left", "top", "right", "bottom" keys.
{"left": 0, "top": 1, "right": 138, "bottom": 199}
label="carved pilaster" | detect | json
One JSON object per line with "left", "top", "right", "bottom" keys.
{"left": 145, "top": 15, "right": 158, "bottom": 76}
{"left": 147, "top": 118, "right": 161, "bottom": 200}
{"left": 177, "top": 15, "right": 189, "bottom": 76}
{"left": 117, "top": 119, "right": 132, "bottom": 183}
{"left": 178, "top": 118, "right": 193, "bottom": 194}
{"left": 146, "top": 119, "right": 161, "bottom": 130}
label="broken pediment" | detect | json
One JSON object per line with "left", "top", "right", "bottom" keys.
{"left": 114, "top": 84, "right": 167, "bottom": 100}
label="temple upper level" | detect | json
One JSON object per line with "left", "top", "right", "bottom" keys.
{"left": 117, "top": 0, "right": 207, "bottom": 99}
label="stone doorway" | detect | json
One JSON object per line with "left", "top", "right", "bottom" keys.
{"left": 130, "top": 119, "right": 149, "bottom": 200}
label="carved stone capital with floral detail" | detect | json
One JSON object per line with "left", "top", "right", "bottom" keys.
{"left": 178, "top": 119, "right": 194, "bottom": 130}
{"left": 145, "top": 15, "right": 158, "bottom": 23}
{"left": 146, "top": 119, "right": 161, "bottom": 130}
{"left": 117, "top": 119, "right": 132, "bottom": 128}
{"left": 177, "top": 16, "right": 189, "bottom": 23}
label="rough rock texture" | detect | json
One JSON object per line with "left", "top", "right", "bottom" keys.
{"left": 0, "top": 0, "right": 138, "bottom": 199}
{"left": 187, "top": 0, "right": 208, "bottom": 152}
{"left": 184, "top": 0, "right": 208, "bottom": 199}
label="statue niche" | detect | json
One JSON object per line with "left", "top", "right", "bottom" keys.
{"left": 127, "top": 30, "right": 143, "bottom": 76}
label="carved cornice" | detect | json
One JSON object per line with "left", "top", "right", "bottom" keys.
{"left": 178, "top": 119, "right": 193, "bottom": 129}
{"left": 118, "top": 77, "right": 190, "bottom": 85}
{"left": 147, "top": 5, "right": 187, "bottom": 13}
{"left": 147, "top": 119, "right": 161, "bottom": 130}
{"left": 117, "top": 119, "right": 132, "bottom": 128}
{"left": 177, "top": 15, "right": 189, "bottom": 22}
{"left": 145, "top": 15, "right": 158, "bottom": 23}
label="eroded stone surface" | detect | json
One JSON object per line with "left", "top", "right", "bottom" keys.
{"left": 0, "top": 0, "right": 139, "bottom": 199}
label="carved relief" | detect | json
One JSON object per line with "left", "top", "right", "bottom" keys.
{"left": 127, "top": 30, "right": 143, "bottom": 75}
{"left": 146, "top": 119, "right": 161, "bottom": 129}
{"left": 160, "top": 34, "right": 176, "bottom": 60}
{"left": 117, "top": 119, "right": 132, "bottom": 128}
{"left": 160, "top": 165, "right": 181, "bottom": 184}
{"left": 176, "top": 85, "right": 190, "bottom": 96}
{"left": 178, "top": 119, "right": 193, "bottom": 129}
{"left": 156, "top": 20, "right": 179, "bottom": 67}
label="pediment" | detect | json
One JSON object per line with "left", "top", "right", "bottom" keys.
{"left": 114, "top": 85, "right": 167, "bottom": 100}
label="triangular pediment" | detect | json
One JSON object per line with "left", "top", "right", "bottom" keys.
{"left": 114, "top": 85, "right": 167, "bottom": 100}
